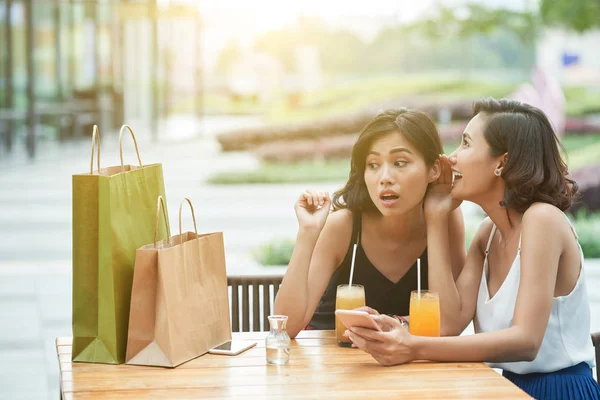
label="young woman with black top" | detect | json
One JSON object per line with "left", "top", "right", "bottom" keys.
{"left": 274, "top": 108, "right": 466, "bottom": 338}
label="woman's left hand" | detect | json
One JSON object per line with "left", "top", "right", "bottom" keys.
{"left": 424, "top": 154, "right": 462, "bottom": 219}
{"left": 345, "top": 314, "right": 416, "bottom": 366}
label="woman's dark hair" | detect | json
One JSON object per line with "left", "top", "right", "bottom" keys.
{"left": 332, "top": 108, "right": 442, "bottom": 214}
{"left": 473, "top": 98, "right": 578, "bottom": 212}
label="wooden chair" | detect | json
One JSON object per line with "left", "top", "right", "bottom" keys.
{"left": 228, "top": 275, "right": 284, "bottom": 332}
{"left": 592, "top": 332, "right": 600, "bottom": 382}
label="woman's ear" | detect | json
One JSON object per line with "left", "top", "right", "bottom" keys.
{"left": 428, "top": 157, "right": 442, "bottom": 183}
{"left": 494, "top": 152, "right": 509, "bottom": 175}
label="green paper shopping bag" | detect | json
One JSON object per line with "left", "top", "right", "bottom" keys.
{"left": 72, "top": 125, "right": 169, "bottom": 364}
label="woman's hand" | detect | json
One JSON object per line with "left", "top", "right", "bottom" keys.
{"left": 424, "top": 155, "right": 462, "bottom": 219}
{"left": 353, "top": 306, "right": 380, "bottom": 315}
{"left": 295, "top": 190, "right": 331, "bottom": 232}
{"left": 345, "top": 314, "right": 416, "bottom": 366}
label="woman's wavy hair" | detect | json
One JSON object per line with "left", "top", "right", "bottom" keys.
{"left": 332, "top": 108, "right": 442, "bottom": 214}
{"left": 473, "top": 98, "right": 578, "bottom": 212}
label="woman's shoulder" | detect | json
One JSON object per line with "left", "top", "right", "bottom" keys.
{"left": 522, "top": 203, "right": 571, "bottom": 233}
{"left": 319, "top": 209, "right": 355, "bottom": 264}
{"left": 327, "top": 208, "right": 354, "bottom": 230}
{"left": 522, "top": 202, "right": 566, "bottom": 221}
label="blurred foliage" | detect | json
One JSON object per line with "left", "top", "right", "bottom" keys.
{"left": 245, "top": 17, "right": 535, "bottom": 76}
{"left": 561, "top": 134, "right": 600, "bottom": 154}
{"left": 568, "top": 211, "right": 600, "bottom": 258}
{"left": 253, "top": 238, "right": 296, "bottom": 266}
{"left": 563, "top": 87, "right": 600, "bottom": 117}
{"left": 267, "top": 76, "right": 516, "bottom": 123}
{"left": 207, "top": 160, "right": 350, "bottom": 185}
{"left": 540, "top": 0, "right": 600, "bottom": 32}
{"left": 253, "top": 210, "right": 600, "bottom": 267}
{"left": 265, "top": 79, "right": 599, "bottom": 124}
{"left": 419, "top": 1, "right": 600, "bottom": 40}
{"left": 564, "top": 137, "right": 600, "bottom": 171}
{"left": 415, "top": 4, "right": 539, "bottom": 44}
{"left": 216, "top": 1, "right": 600, "bottom": 81}
{"left": 179, "top": 77, "right": 600, "bottom": 120}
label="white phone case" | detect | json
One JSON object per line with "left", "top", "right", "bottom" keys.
{"left": 335, "top": 309, "right": 382, "bottom": 331}
{"left": 208, "top": 341, "right": 257, "bottom": 356}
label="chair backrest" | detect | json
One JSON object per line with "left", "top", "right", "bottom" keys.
{"left": 228, "top": 274, "right": 284, "bottom": 332}
{"left": 592, "top": 332, "right": 600, "bottom": 382}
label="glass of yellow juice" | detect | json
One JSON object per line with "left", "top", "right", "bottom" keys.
{"left": 409, "top": 290, "right": 440, "bottom": 337}
{"left": 335, "top": 284, "right": 366, "bottom": 347}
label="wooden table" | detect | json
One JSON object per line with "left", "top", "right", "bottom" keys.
{"left": 56, "top": 330, "right": 530, "bottom": 399}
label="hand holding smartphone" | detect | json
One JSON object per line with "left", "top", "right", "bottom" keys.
{"left": 208, "top": 341, "right": 257, "bottom": 356}
{"left": 335, "top": 309, "right": 382, "bottom": 332}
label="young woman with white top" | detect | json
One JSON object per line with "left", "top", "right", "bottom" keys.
{"left": 346, "top": 99, "right": 600, "bottom": 399}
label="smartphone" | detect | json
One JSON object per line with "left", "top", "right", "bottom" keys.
{"left": 335, "top": 309, "right": 382, "bottom": 332}
{"left": 208, "top": 341, "right": 257, "bottom": 356}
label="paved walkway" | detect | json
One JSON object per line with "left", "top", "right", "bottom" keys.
{"left": 1, "top": 115, "right": 598, "bottom": 399}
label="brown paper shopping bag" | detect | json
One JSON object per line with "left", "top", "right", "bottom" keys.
{"left": 126, "top": 197, "right": 232, "bottom": 367}
{"left": 72, "top": 125, "right": 168, "bottom": 364}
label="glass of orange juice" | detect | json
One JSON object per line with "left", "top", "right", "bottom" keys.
{"left": 409, "top": 290, "right": 440, "bottom": 337}
{"left": 335, "top": 284, "right": 365, "bottom": 347}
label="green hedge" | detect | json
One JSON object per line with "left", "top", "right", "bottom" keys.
{"left": 254, "top": 212, "right": 600, "bottom": 266}
{"left": 569, "top": 211, "right": 600, "bottom": 259}
{"left": 253, "top": 239, "right": 296, "bottom": 266}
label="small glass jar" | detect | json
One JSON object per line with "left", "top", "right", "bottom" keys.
{"left": 265, "top": 315, "right": 291, "bottom": 365}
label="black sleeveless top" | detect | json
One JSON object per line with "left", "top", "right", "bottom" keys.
{"left": 308, "top": 212, "right": 429, "bottom": 330}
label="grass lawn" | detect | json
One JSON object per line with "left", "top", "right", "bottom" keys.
{"left": 266, "top": 76, "right": 516, "bottom": 123}
{"left": 207, "top": 160, "right": 351, "bottom": 185}
{"left": 165, "top": 75, "right": 597, "bottom": 121}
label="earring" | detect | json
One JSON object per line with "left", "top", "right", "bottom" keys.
{"left": 494, "top": 169, "right": 501, "bottom": 176}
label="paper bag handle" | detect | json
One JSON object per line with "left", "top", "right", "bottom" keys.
{"left": 154, "top": 196, "right": 171, "bottom": 248}
{"left": 179, "top": 197, "right": 199, "bottom": 243}
{"left": 119, "top": 125, "right": 143, "bottom": 172}
{"left": 89, "top": 125, "right": 100, "bottom": 174}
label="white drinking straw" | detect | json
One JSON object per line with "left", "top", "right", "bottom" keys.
{"left": 348, "top": 243, "right": 358, "bottom": 286}
{"left": 417, "top": 258, "right": 421, "bottom": 300}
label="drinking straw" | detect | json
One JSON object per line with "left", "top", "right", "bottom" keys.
{"left": 348, "top": 244, "right": 358, "bottom": 286}
{"left": 417, "top": 258, "right": 421, "bottom": 299}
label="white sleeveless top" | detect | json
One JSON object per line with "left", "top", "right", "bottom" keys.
{"left": 474, "top": 215, "right": 596, "bottom": 374}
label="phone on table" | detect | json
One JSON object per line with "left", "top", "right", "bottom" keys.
{"left": 335, "top": 309, "right": 382, "bottom": 332}
{"left": 208, "top": 341, "right": 257, "bottom": 356}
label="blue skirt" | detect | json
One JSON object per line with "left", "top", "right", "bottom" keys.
{"left": 503, "top": 362, "right": 600, "bottom": 400}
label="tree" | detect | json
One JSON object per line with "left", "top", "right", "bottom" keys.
{"left": 421, "top": 1, "right": 600, "bottom": 37}
{"left": 540, "top": 0, "right": 600, "bottom": 33}
{"left": 412, "top": 4, "right": 538, "bottom": 44}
